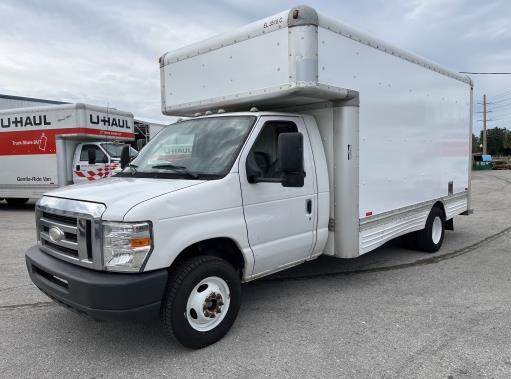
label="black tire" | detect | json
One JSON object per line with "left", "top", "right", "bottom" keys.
{"left": 6, "top": 198, "right": 29, "bottom": 205}
{"left": 416, "top": 207, "right": 445, "bottom": 253}
{"left": 161, "top": 256, "right": 241, "bottom": 349}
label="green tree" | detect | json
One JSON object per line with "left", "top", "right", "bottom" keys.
{"left": 472, "top": 133, "right": 481, "bottom": 153}
{"left": 481, "top": 127, "right": 508, "bottom": 155}
{"left": 503, "top": 130, "right": 511, "bottom": 155}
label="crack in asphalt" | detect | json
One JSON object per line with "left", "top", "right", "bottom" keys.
{"left": 0, "top": 301, "right": 55, "bottom": 311}
{"left": 261, "top": 225, "right": 511, "bottom": 282}
{"left": 485, "top": 173, "right": 511, "bottom": 185}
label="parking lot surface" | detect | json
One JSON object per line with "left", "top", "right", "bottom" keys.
{"left": 1, "top": 171, "right": 511, "bottom": 378}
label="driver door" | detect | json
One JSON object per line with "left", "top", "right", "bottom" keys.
{"left": 239, "top": 116, "right": 317, "bottom": 278}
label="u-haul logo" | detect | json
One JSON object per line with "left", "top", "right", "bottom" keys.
{"left": 0, "top": 115, "right": 51, "bottom": 128}
{"left": 89, "top": 114, "right": 129, "bottom": 128}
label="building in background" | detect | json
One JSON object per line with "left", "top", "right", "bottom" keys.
{"left": 0, "top": 93, "right": 167, "bottom": 149}
{"left": 0, "top": 93, "right": 66, "bottom": 110}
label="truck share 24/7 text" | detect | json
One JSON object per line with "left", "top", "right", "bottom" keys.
{"left": 25, "top": 6, "right": 472, "bottom": 349}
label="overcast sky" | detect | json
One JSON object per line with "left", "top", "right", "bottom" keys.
{"left": 1, "top": 0, "right": 510, "bottom": 131}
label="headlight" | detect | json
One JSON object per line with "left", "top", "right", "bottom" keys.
{"left": 103, "top": 221, "right": 153, "bottom": 272}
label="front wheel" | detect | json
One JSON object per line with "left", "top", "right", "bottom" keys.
{"left": 161, "top": 256, "right": 241, "bottom": 349}
{"left": 416, "top": 207, "right": 445, "bottom": 253}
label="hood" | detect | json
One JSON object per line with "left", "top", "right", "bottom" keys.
{"left": 45, "top": 177, "right": 206, "bottom": 219}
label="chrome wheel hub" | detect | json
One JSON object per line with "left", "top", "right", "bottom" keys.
{"left": 432, "top": 216, "right": 442, "bottom": 244}
{"left": 186, "top": 276, "right": 230, "bottom": 332}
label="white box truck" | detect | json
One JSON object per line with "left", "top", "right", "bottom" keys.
{"left": 25, "top": 6, "right": 472, "bottom": 348}
{"left": 0, "top": 103, "right": 135, "bottom": 204}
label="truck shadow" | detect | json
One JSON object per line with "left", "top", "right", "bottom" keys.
{"left": 0, "top": 200, "right": 36, "bottom": 211}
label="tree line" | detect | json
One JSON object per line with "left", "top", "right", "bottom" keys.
{"left": 472, "top": 127, "right": 511, "bottom": 155}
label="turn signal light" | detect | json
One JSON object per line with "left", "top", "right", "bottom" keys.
{"left": 131, "top": 237, "right": 151, "bottom": 248}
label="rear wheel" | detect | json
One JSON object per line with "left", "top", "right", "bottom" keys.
{"left": 6, "top": 198, "right": 29, "bottom": 205}
{"left": 416, "top": 207, "right": 445, "bottom": 253}
{"left": 161, "top": 256, "right": 241, "bottom": 349}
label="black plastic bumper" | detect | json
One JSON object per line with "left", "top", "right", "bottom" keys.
{"left": 25, "top": 245, "right": 168, "bottom": 320}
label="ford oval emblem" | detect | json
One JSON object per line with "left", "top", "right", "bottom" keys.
{"left": 48, "top": 226, "right": 65, "bottom": 242}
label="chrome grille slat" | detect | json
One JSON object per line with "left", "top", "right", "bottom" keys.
{"left": 40, "top": 231, "right": 79, "bottom": 250}
{"left": 40, "top": 218, "right": 78, "bottom": 234}
{"left": 77, "top": 219, "right": 89, "bottom": 261}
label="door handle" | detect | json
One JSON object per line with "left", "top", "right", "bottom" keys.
{"left": 306, "top": 199, "right": 312, "bottom": 214}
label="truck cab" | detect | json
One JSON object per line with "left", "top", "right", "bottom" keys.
{"left": 25, "top": 111, "right": 328, "bottom": 347}
{"left": 72, "top": 142, "right": 138, "bottom": 183}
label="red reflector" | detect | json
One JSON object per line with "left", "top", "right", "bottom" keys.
{"left": 366, "top": 211, "right": 373, "bottom": 217}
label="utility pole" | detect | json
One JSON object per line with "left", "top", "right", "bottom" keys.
{"left": 483, "top": 94, "right": 487, "bottom": 155}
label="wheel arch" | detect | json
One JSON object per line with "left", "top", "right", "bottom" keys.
{"left": 432, "top": 200, "right": 446, "bottom": 220}
{"left": 169, "top": 237, "right": 249, "bottom": 279}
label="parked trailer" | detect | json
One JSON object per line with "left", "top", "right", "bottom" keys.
{"left": 25, "top": 6, "right": 472, "bottom": 348}
{"left": 0, "top": 103, "right": 135, "bottom": 203}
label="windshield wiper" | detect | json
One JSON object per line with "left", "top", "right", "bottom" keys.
{"left": 151, "top": 164, "right": 200, "bottom": 179}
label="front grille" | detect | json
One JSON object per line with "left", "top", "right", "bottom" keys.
{"left": 36, "top": 197, "right": 105, "bottom": 270}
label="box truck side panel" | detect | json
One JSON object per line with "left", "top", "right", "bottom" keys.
{"left": 0, "top": 155, "right": 58, "bottom": 198}
{"left": 0, "top": 108, "right": 73, "bottom": 197}
{"left": 317, "top": 27, "right": 471, "bottom": 218}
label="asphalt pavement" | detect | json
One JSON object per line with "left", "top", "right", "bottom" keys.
{"left": 1, "top": 171, "right": 510, "bottom": 378}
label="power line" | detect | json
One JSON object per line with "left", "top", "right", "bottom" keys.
{"left": 490, "top": 96, "right": 511, "bottom": 105}
{"left": 492, "top": 89, "right": 511, "bottom": 98}
{"left": 459, "top": 72, "right": 511, "bottom": 74}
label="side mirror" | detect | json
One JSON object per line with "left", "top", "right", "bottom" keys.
{"left": 102, "top": 155, "right": 109, "bottom": 164}
{"left": 278, "top": 132, "right": 304, "bottom": 187}
{"left": 88, "top": 148, "right": 96, "bottom": 164}
{"left": 246, "top": 151, "right": 263, "bottom": 183}
{"left": 120, "top": 145, "right": 130, "bottom": 169}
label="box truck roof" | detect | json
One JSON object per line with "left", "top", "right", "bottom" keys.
{"left": 159, "top": 5, "right": 472, "bottom": 116}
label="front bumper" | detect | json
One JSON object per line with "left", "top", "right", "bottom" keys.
{"left": 25, "top": 245, "right": 168, "bottom": 320}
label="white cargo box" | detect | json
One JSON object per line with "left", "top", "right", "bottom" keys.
{"left": 160, "top": 6, "right": 472, "bottom": 257}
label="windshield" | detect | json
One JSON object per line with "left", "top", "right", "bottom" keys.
{"left": 101, "top": 143, "right": 137, "bottom": 158}
{"left": 120, "top": 116, "right": 256, "bottom": 179}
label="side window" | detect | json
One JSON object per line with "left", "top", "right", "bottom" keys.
{"left": 79, "top": 145, "right": 106, "bottom": 163}
{"left": 250, "top": 121, "right": 297, "bottom": 179}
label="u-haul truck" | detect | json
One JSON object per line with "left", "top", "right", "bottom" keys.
{"left": 0, "top": 103, "right": 135, "bottom": 204}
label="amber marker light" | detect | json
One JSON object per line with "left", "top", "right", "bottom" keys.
{"left": 131, "top": 237, "right": 152, "bottom": 248}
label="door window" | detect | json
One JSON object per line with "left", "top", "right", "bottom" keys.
{"left": 249, "top": 121, "right": 298, "bottom": 180}
{"left": 80, "top": 145, "right": 107, "bottom": 163}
